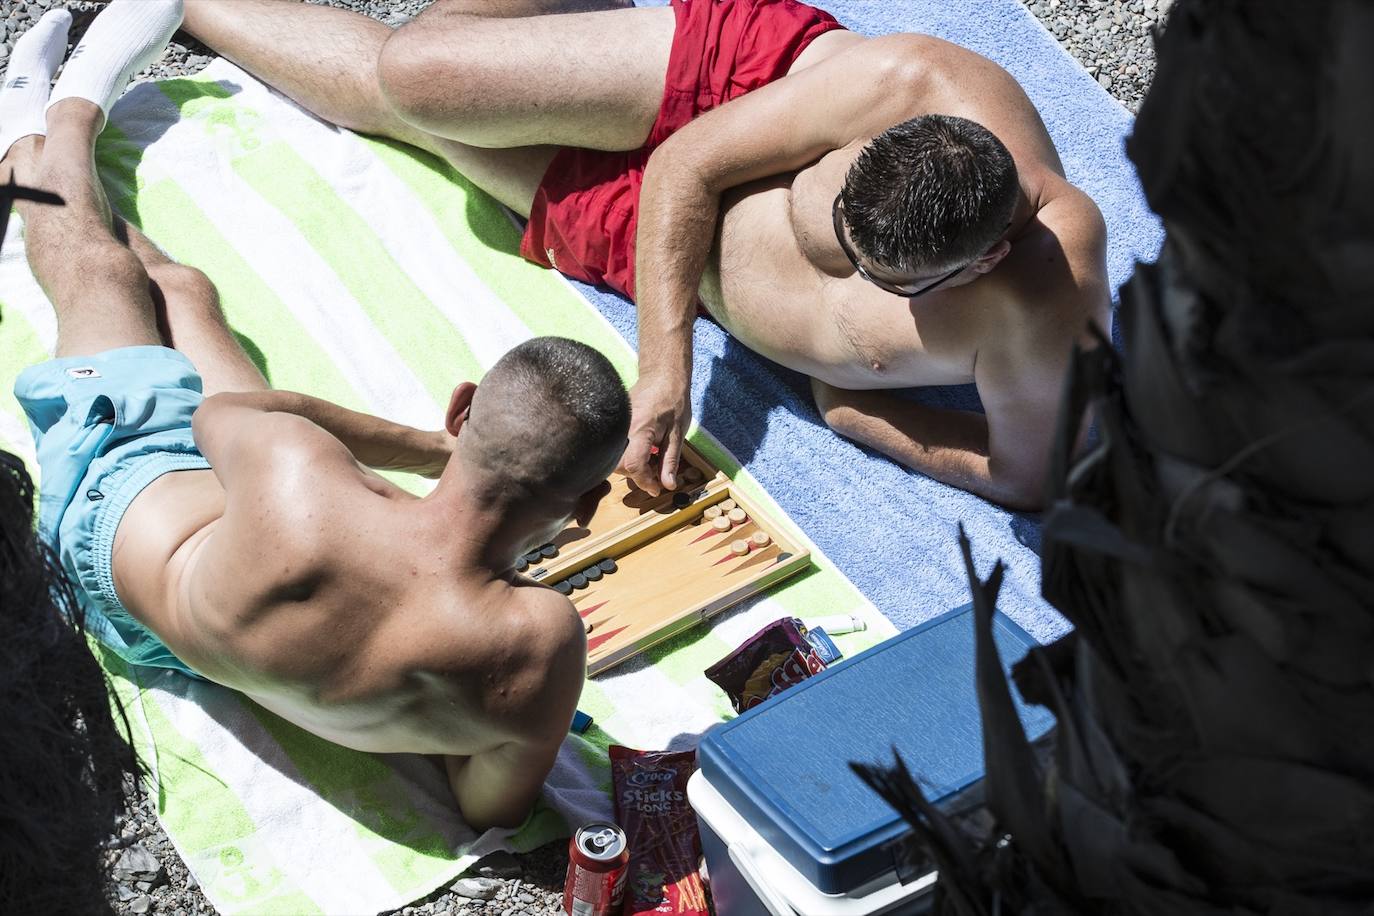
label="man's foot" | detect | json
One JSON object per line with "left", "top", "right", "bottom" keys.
{"left": 46, "top": 0, "right": 184, "bottom": 131}
{"left": 0, "top": 9, "right": 72, "bottom": 159}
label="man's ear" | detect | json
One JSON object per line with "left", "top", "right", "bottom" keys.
{"left": 445, "top": 382, "right": 477, "bottom": 436}
{"left": 972, "top": 239, "right": 1013, "bottom": 275}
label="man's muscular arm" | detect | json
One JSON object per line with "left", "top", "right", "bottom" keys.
{"left": 627, "top": 34, "right": 934, "bottom": 493}
{"left": 194, "top": 390, "right": 452, "bottom": 478}
{"left": 442, "top": 591, "right": 586, "bottom": 829}
{"left": 812, "top": 374, "right": 1055, "bottom": 512}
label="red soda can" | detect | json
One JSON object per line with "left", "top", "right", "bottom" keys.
{"left": 563, "top": 822, "right": 629, "bottom": 916}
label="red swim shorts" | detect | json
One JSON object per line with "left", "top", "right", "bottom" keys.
{"left": 519, "top": 0, "right": 846, "bottom": 300}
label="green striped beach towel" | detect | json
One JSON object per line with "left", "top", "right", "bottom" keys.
{"left": 0, "top": 61, "right": 892, "bottom": 916}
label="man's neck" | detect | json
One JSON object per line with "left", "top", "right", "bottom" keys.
{"left": 417, "top": 468, "right": 556, "bottom": 577}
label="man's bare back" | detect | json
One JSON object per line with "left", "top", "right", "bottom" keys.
{"left": 115, "top": 427, "right": 575, "bottom": 758}
{"left": 105, "top": 348, "right": 627, "bottom": 829}
{"left": 182, "top": 0, "right": 1109, "bottom": 511}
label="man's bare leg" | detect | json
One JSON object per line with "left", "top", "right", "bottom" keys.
{"left": 8, "top": 106, "right": 161, "bottom": 358}
{"left": 379, "top": 1, "right": 674, "bottom": 150}
{"left": 7, "top": 110, "right": 267, "bottom": 394}
{"left": 181, "top": 0, "right": 557, "bottom": 214}
{"left": 118, "top": 220, "right": 269, "bottom": 395}
{"left": 414, "top": 0, "right": 633, "bottom": 23}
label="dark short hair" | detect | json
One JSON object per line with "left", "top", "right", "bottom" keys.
{"left": 468, "top": 337, "right": 630, "bottom": 498}
{"left": 840, "top": 114, "right": 1019, "bottom": 274}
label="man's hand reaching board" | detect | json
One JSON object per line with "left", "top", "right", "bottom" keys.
{"left": 620, "top": 375, "right": 691, "bottom": 495}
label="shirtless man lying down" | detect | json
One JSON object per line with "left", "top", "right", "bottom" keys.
{"left": 4, "top": 1, "right": 629, "bottom": 829}
{"left": 183, "top": 0, "right": 1111, "bottom": 510}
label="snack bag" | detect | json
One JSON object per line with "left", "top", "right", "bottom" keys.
{"left": 704, "top": 617, "right": 827, "bottom": 713}
{"left": 609, "top": 746, "right": 708, "bottom": 916}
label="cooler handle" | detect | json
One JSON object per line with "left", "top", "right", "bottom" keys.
{"left": 727, "top": 842, "right": 795, "bottom": 916}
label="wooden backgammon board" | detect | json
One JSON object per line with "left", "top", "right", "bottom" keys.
{"left": 516, "top": 444, "right": 811, "bottom": 675}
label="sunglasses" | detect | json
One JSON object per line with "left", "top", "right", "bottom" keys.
{"left": 832, "top": 193, "right": 972, "bottom": 298}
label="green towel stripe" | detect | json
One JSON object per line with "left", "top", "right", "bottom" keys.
{"left": 643, "top": 624, "right": 735, "bottom": 688}
{"left": 362, "top": 138, "right": 638, "bottom": 381}
{"left": 93, "top": 655, "right": 320, "bottom": 915}
{"left": 0, "top": 296, "right": 48, "bottom": 431}
{"left": 230, "top": 141, "right": 481, "bottom": 402}
{"left": 246, "top": 704, "right": 462, "bottom": 896}
{"left": 509, "top": 805, "right": 568, "bottom": 854}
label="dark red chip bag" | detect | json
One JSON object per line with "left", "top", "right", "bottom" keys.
{"left": 705, "top": 617, "right": 827, "bottom": 713}
{"left": 609, "top": 746, "right": 708, "bottom": 916}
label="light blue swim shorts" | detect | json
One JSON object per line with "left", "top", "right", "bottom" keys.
{"left": 15, "top": 345, "right": 210, "bottom": 679}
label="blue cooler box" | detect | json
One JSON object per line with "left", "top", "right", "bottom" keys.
{"left": 691, "top": 606, "right": 1055, "bottom": 915}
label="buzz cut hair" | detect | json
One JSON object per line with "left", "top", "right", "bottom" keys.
{"left": 840, "top": 114, "right": 1019, "bottom": 275}
{"left": 465, "top": 337, "right": 630, "bottom": 499}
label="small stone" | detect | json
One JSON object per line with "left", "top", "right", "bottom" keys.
{"left": 516, "top": 893, "right": 535, "bottom": 904}
{"left": 451, "top": 877, "right": 501, "bottom": 901}
{"left": 129, "top": 895, "right": 153, "bottom": 915}
{"left": 114, "top": 844, "right": 163, "bottom": 881}
{"left": 116, "top": 885, "right": 140, "bottom": 902}
{"left": 1097, "top": 73, "right": 1114, "bottom": 89}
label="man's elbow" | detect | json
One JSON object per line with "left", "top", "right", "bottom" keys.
{"left": 812, "top": 380, "right": 854, "bottom": 433}
{"left": 645, "top": 130, "right": 718, "bottom": 197}
{"left": 988, "top": 466, "right": 1048, "bottom": 512}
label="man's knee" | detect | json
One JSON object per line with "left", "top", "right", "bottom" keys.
{"left": 146, "top": 263, "right": 223, "bottom": 323}
{"left": 378, "top": 22, "right": 486, "bottom": 131}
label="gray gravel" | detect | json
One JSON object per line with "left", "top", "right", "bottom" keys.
{"left": 1026, "top": 0, "right": 1171, "bottom": 112}
{"left": 3, "top": 0, "right": 1163, "bottom": 913}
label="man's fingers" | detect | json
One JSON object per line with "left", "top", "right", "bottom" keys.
{"left": 660, "top": 429, "right": 683, "bottom": 492}
{"left": 621, "top": 435, "right": 663, "bottom": 496}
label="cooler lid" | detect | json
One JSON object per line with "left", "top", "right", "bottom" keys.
{"left": 697, "top": 605, "right": 1054, "bottom": 895}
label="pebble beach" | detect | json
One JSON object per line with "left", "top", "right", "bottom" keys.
{"left": 1, "top": 0, "right": 1164, "bottom": 913}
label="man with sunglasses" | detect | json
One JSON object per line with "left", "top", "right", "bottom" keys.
{"left": 184, "top": 0, "right": 1110, "bottom": 510}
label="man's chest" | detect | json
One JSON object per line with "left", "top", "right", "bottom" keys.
{"left": 709, "top": 223, "right": 981, "bottom": 387}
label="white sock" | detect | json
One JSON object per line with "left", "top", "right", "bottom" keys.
{"left": 47, "top": 0, "right": 184, "bottom": 129}
{"left": 0, "top": 9, "right": 73, "bottom": 158}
